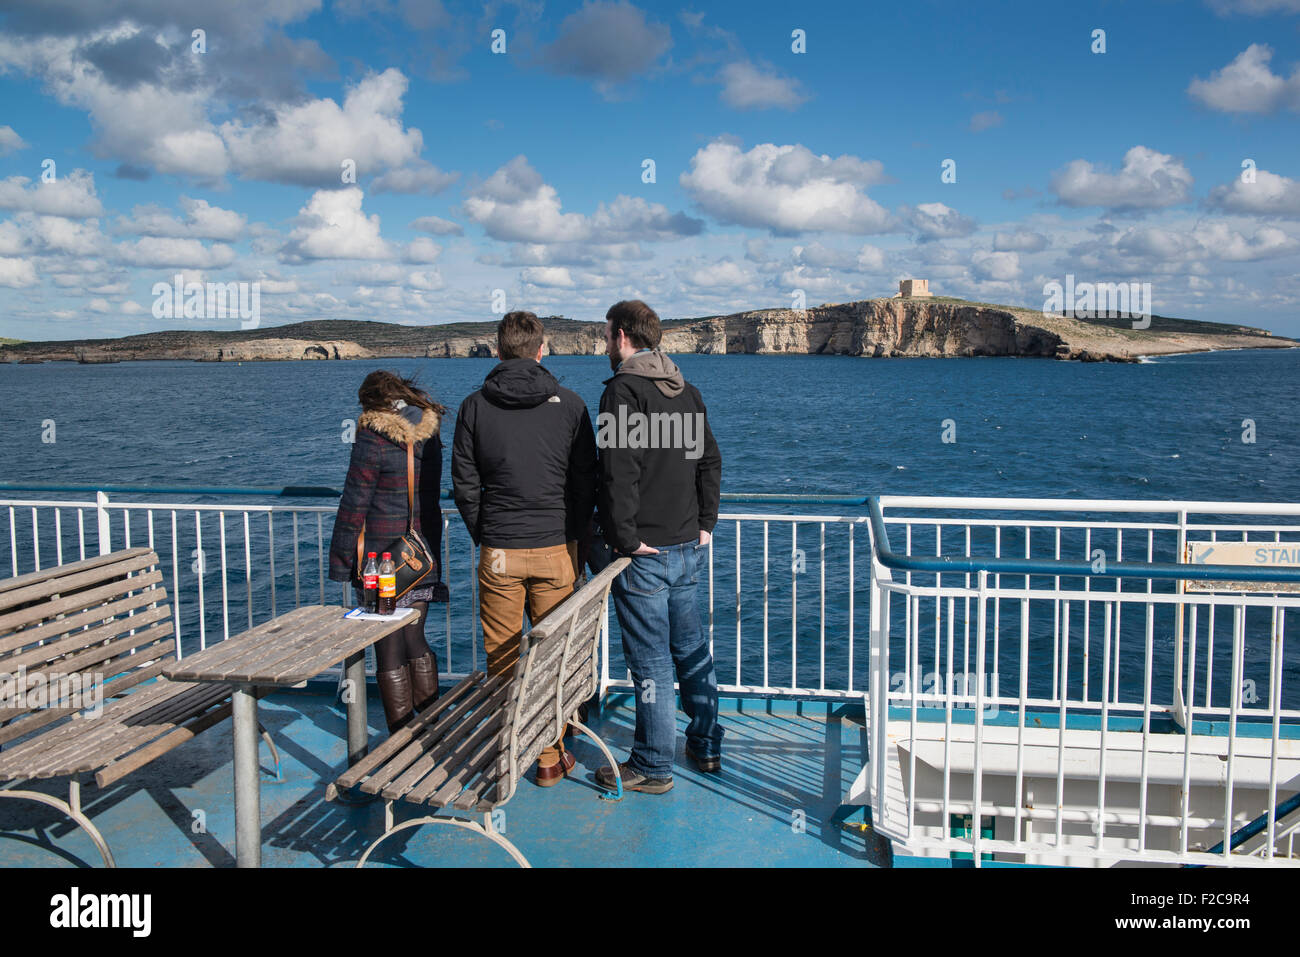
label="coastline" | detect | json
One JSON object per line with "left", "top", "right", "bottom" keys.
{"left": 0, "top": 297, "right": 1290, "bottom": 365}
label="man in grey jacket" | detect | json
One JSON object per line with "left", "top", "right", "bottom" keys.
{"left": 594, "top": 299, "right": 723, "bottom": 794}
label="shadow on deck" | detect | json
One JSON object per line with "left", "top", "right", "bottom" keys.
{"left": 0, "top": 688, "right": 897, "bottom": 868}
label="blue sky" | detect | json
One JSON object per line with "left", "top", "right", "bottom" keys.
{"left": 3, "top": 0, "right": 1300, "bottom": 340}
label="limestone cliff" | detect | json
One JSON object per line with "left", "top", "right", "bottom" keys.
{"left": 0, "top": 299, "right": 1287, "bottom": 363}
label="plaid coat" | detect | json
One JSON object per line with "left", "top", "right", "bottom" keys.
{"left": 328, "top": 405, "right": 444, "bottom": 584}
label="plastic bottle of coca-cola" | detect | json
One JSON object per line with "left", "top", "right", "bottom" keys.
{"left": 362, "top": 552, "right": 379, "bottom": 612}
{"left": 377, "top": 552, "right": 397, "bottom": 615}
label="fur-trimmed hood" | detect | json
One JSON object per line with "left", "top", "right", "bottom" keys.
{"left": 358, "top": 404, "right": 440, "bottom": 445}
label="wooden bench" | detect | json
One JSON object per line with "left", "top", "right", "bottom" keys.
{"left": 0, "top": 546, "right": 276, "bottom": 866}
{"left": 328, "top": 556, "right": 631, "bottom": 868}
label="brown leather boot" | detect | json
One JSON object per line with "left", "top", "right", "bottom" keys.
{"left": 376, "top": 664, "right": 413, "bottom": 733}
{"left": 409, "top": 653, "right": 439, "bottom": 712}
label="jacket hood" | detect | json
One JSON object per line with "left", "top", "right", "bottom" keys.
{"left": 359, "top": 403, "right": 440, "bottom": 445}
{"left": 482, "top": 358, "right": 560, "bottom": 409}
{"left": 607, "top": 349, "right": 685, "bottom": 397}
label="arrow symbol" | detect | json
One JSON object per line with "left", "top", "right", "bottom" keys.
{"left": 1198, "top": 547, "right": 1216, "bottom": 563}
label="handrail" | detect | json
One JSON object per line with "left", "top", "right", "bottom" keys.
{"left": 866, "top": 495, "right": 1300, "bottom": 585}
{"left": 0, "top": 483, "right": 869, "bottom": 506}
{"left": 1184, "top": 790, "right": 1300, "bottom": 866}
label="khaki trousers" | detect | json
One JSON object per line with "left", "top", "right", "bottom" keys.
{"left": 478, "top": 541, "right": 578, "bottom": 768}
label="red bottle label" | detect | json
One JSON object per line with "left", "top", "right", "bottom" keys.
{"left": 363, "top": 574, "right": 378, "bottom": 590}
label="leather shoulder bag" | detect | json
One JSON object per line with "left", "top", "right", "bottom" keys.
{"left": 355, "top": 441, "right": 437, "bottom": 599}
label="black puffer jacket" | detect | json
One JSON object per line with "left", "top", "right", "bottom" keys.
{"left": 452, "top": 359, "right": 597, "bottom": 548}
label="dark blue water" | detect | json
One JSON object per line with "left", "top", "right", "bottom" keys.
{"left": 1, "top": 349, "right": 1297, "bottom": 710}
{"left": 2, "top": 350, "right": 1298, "bottom": 499}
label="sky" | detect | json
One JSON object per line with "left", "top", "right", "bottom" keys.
{"left": 2, "top": 0, "right": 1300, "bottom": 340}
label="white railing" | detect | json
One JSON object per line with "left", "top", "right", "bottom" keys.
{"left": 0, "top": 493, "right": 871, "bottom": 695}
{"left": 866, "top": 496, "right": 1300, "bottom": 868}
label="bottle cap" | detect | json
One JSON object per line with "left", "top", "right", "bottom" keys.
{"left": 382, "top": 552, "right": 391, "bottom": 560}
{"left": 367, "top": 552, "right": 377, "bottom": 558}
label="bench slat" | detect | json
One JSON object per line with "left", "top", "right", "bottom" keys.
{"left": 366, "top": 675, "right": 507, "bottom": 798}
{"left": 0, "top": 552, "right": 160, "bottom": 618}
{"left": 1, "top": 603, "right": 172, "bottom": 675}
{"left": 0, "top": 584, "right": 167, "bottom": 659}
{"left": 332, "top": 673, "right": 482, "bottom": 791}
{"left": 383, "top": 683, "right": 510, "bottom": 802}
{"left": 362, "top": 684, "right": 497, "bottom": 797}
{"left": 0, "top": 547, "right": 153, "bottom": 598}
{"left": 0, "top": 659, "right": 169, "bottom": 749}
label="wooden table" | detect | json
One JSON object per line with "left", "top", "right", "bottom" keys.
{"left": 162, "top": 604, "right": 417, "bottom": 868}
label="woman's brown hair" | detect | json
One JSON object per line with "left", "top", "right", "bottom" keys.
{"left": 358, "top": 370, "right": 448, "bottom": 416}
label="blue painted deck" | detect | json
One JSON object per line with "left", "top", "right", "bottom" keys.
{"left": 0, "top": 688, "right": 904, "bottom": 868}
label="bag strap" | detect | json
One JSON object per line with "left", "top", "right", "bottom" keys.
{"left": 356, "top": 440, "right": 417, "bottom": 573}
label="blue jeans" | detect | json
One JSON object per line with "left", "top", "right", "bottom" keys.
{"left": 611, "top": 540, "right": 723, "bottom": 779}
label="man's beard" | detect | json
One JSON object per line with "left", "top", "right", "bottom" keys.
{"left": 608, "top": 351, "right": 621, "bottom": 372}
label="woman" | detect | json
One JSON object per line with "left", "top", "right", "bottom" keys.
{"left": 329, "top": 370, "right": 448, "bottom": 733}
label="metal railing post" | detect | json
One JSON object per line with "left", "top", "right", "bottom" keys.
{"left": 95, "top": 491, "right": 111, "bottom": 556}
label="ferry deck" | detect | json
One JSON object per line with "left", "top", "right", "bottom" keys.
{"left": 0, "top": 489, "right": 1297, "bottom": 868}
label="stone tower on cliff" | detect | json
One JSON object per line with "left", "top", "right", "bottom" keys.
{"left": 896, "top": 279, "right": 931, "bottom": 298}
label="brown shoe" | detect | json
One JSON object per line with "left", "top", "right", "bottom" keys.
{"left": 409, "top": 653, "right": 439, "bottom": 712}
{"left": 535, "top": 750, "right": 576, "bottom": 787}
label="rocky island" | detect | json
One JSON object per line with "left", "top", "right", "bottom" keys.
{"left": 0, "top": 296, "right": 1289, "bottom": 364}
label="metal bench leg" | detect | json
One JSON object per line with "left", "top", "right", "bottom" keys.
{"left": 356, "top": 805, "right": 530, "bottom": 869}
{"left": 257, "top": 723, "right": 281, "bottom": 781}
{"left": 0, "top": 782, "right": 116, "bottom": 867}
{"left": 568, "top": 718, "right": 623, "bottom": 801}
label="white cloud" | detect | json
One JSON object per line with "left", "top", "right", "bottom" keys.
{"left": 464, "top": 156, "right": 700, "bottom": 243}
{"left": 520, "top": 266, "right": 575, "bottom": 288}
{"left": 538, "top": 1, "right": 672, "bottom": 88}
{"left": 0, "top": 256, "right": 38, "bottom": 287}
{"left": 993, "top": 229, "right": 1049, "bottom": 252}
{"left": 118, "top": 197, "right": 246, "bottom": 241}
{"left": 971, "top": 249, "right": 1022, "bottom": 281}
{"left": 969, "top": 110, "right": 1003, "bottom": 132}
{"left": 0, "top": 169, "right": 103, "bottom": 218}
{"left": 114, "top": 237, "right": 237, "bottom": 268}
{"left": 404, "top": 237, "right": 442, "bottom": 263}
{"left": 0, "top": 126, "right": 27, "bottom": 156}
{"left": 464, "top": 157, "right": 586, "bottom": 243}
{"left": 1188, "top": 44, "right": 1300, "bottom": 113}
{"left": 680, "top": 259, "right": 753, "bottom": 289}
{"left": 280, "top": 187, "right": 393, "bottom": 262}
{"left": 222, "top": 69, "right": 424, "bottom": 187}
{"left": 901, "top": 202, "right": 977, "bottom": 240}
{"left": 0, "top": 221, "right": 23, "bottom": 255}
{"left": 371, "top": 160, "right": 458, "bottom": 195}
{"left": 22, "top": 214, "right": 106, "bottom": 255}
{"left": 1050, "top": 146, "right": 1194, "bottom": 211}
{"left": 718, "top": 61, "right": 807, "bottom": 110}
{"left": 1207, "top": 168, "right": 1300, "bottom": 216}
{"left": 407, "top": 270, "right": 444, "bottom": 290}
{"left": 410, "top": 215, "right": 464, "bottom": 236}
{"left": 680, "top": 140, "right": 892, "bottom": 235}
{"left": 857, "top": 244, "right": 886, "bottom": 271}
{"left": 1208, "top": 1, "right": 1300, "bottom": 16}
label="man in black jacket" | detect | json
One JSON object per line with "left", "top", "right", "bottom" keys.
{"left": 594, "top": 299, "right": 723, "bottom": 794}
{"left": 452, "top": 310, "right": 597, "bottom": 785}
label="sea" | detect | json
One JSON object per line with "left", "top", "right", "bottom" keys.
{"left": 1, "top": 348, "right": 1298, "bottom": 707}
